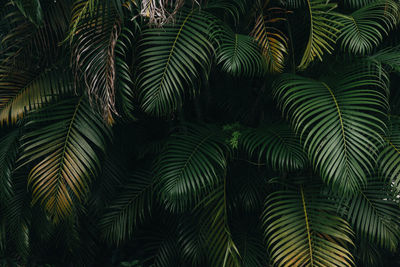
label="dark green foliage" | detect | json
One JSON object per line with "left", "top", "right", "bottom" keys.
{"left": 1, "top": 0, "right": 400, "bottom": 266}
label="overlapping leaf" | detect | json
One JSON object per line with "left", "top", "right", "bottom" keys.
{"left": 250, "top": 7, "right": 287, "bottom": 73}
{"left": 0, "top": 66, "right": 73, "bottom": 125}
{"left": 240, "top": 123, "right": 308, "bottom": 172}
{"left": 216, "top": 33, "right": 265, "bottom": 77}
{"left": 136, "top": 8, "right": 215, "bottom": 116}
{"left": 298, "top": 0, "right": 341, "bottom": 70}
{"left": 262, "top": 183, "right": 354, "bottom": 266}
{"left": 343, "top": 179, "right": 400, "bottom": 251}
{"left": 155, "top": 124, "right": 227, "bottom": 212}
{"left": 338, "top": 0, "right": 399, "bottom": 55}
{"left": 274, "top": 68, "right": 388, "bottom": 193}
{"left": 378, "top": 116, "right": 400, "bottom": 189}
{"left": 99, "top": 170, "right": 153, "bottom": 244}
{"left": 19, "top": 97, "right": 110, "bottom": 220}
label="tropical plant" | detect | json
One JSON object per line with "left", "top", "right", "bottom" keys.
{"left": 1, "top": 0, "right": 400, "bottom": 266}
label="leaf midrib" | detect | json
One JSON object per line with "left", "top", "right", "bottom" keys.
{"left": 152, "top": 10, "right": 194, "bottom": 106}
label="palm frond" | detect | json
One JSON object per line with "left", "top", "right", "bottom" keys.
{"left": 338, "top": 0, "right": 399, "bottom": 55}
{"left": 378, "top": 116, "right": 400, "bottom": 189}
{"left": 367, "top": 45, "right": 400, "bottom": 73}
{"left": 0, "top": 66, "right": 73, "bottom": 125}
{"left": 12, "top": 0, "right": 43, "bottom": 26}
{"left": 155, "top": 123, "right": 227, "bottom": 212}
{"left": 200, "top": 185, "right": 241, "bottom": 267}
{"left": 240, "top": 123, "right": 308, "bottom": 172}
{"left": 298, "top": 0, "right": 341, "bottom": 70}
{"left": 0, "top": 130, "right": 20, "bottom": 202}
{"left": 136, "top": 8, "right": 215, "bottom": 116}
{"left": 274, "top": 68, "right": 388, "bottom": 193}
{"left": 343, "top": 179, "right": 400, "bottom": 251}
{"left": 250, "top": 6, "right": 288, "bottom": 73}
{"left": 19, "top": 97, "right": 111, "bottom": 221}
{"left": 216, "top": 32, "right": 265, "bottom": 77}
{"left": 99, "top": 170, "right": 153, "bottom": 244}
{"left": 71, "top": 1, "right": 126, "bottom": 124}
{"left": 262, "top": 182, "right": 354, "bottom": 266}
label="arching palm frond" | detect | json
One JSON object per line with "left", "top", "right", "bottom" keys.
{"left": 155, "top": 124, "right": 227, "bottom": 212}
{"left": 19, "top": 97, "right": 111, "bottom": 221}
{"left": 338, "top": 0, "right": 399, "bottom": 55}
{"left": 378, "top": 116, "right": 400, "bottom": 189}
{"left": 0, "top": 66, "right": 73, "bottom": 125}
{"left": 99, "top": 170, "right": 153, "bottom": 244}
{"left": 262, "top": 182, "right": 354, "bottom": 266}
{"left": 0, "top": 130, "right": 20, "bottom": 203}
{"left": 367, "top": 45, "right": 400, "bottom": 73}
{"left": 274, "top": 68, "right": 388, "bottom": 193}
{"left": 343, "top": 179, "right": 400, "bottom": 251}
{"left": 240, "top": 123, "right": 308, "bottom": 172}
{"left": 136, "top": 8, "right": 215, "bottom": 116}
{"left": 250, "top": 6, "right": 287, "bottom": 73}
{"left": 298, "top": 0, "right": 341, "bottom": 70}
{"left": 216, "top": 33, "right": 265, "bottom": 77}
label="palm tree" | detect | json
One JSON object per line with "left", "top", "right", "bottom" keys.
{"left": 1, "top": 0, "right": 400, "bottom": 266}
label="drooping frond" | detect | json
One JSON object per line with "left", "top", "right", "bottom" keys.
{"left": 250, "top": 6, "right": 287, "bottom": 73}
{"left": 343, "top": 179, "right": 400, "bottom": 251}
{"left": 262, "top": 182, "right": 354, "bottom": 266}
{"left": 0, "top": 66, "right": 73, "bottom": 125}
{"left": 136, "top": 8, "right": 215, "bottom": 116}
{"left": 70, "top": 1, "right": 126, "bottom": 124}
{"left": 99, "top": 170, "right": 153, "bottom": 244}
{"left": 274, "top": 68, "right": 388, "bottom": 193}
{"left": 240, "top": 123, "right": 308, "bottom": 172}
{"left": 216, "top": 32, "right": 265, "bottom": 77}
{"left": 19, "top": 97, "right": 111, "bottom": 221}
{"left": 298, "top": 0, "right": 341, "bottom": 70}
{"left": 155, "top": 124, "right": 227, "bottom": 212}
{"left": 337, "top": 0, "right": 399, "bottom": 55}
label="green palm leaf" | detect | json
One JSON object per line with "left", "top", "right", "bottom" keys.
{"left": 99, "top": 170, "right": 154, "bottom": 244}
{"left": 298, "top": 0, "right": 341, "bottom": 70}
{"left": 136, "top": 8, "right": 215, "bottom": 116}
{"left": 250, "top": 7, "right": 288, "bottom": 73}
{"left": 0, "top": 66, "right": 73, "bottom": 125}
{"left": 262, "top": 182, "right": 354, "bottom": 266}
{"left": 274, "top": 68, "right": 388, "bottom": 193}
{"left": 367, "top": 45, "right": 400, "bottom": 74}
{"left": 155, "top": 123, "right": 227, "bottom": 212}
{"left": 378, "top": 116, "right": 400, "bottom": 189}
{"left": 19, "top": 97, "right": 110, "bottom": 220}
{"left": 240, "top": 123, "right": 308, "bottom": 172}
{"left": 338, "top": 0, "right": 399, "bottom": 55}
{"left": 12, "top": 0, "right": 43, "bottom": 26}
{"left": 216, "top": 32, "right": 265, "bottom": 77}
{"left": 343, "top": 179, "right": 400, "bottom": 251}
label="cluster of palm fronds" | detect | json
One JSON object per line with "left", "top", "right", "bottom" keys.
{"left": 2, "top": 0, "right": 400, "bottom": 266}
